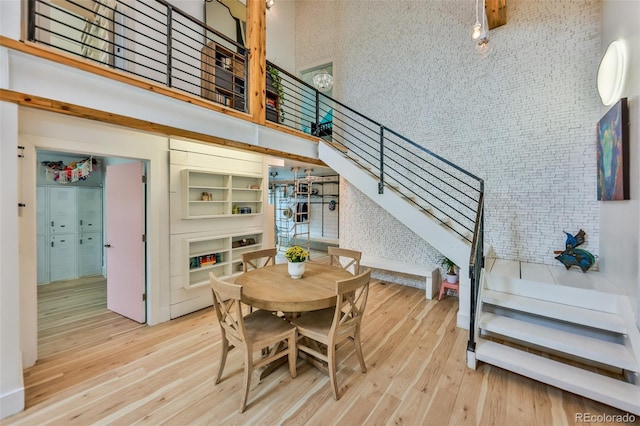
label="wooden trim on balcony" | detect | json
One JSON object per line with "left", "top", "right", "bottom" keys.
{"left": 0, "top": 36, "right": 326, "bottom": 166}
{"left": 0, "top": 89, "right": 325, "bottom": 166}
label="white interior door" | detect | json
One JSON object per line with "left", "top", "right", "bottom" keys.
{"left": 105, "top": 161, "right": 145, "bottom": 323}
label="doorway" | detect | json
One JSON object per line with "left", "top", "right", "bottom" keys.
{"left": 36, "top": 149, "right": 148, "bottom": 358}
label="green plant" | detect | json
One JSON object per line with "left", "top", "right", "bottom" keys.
{"left": 266, "top": 64, "right": 285, "bottom": 123}
{"left": 285, "top": 245, "right": 308, "bottom": 263}
{"left": 438, "top": 256, "right": 457, "bottom": 276}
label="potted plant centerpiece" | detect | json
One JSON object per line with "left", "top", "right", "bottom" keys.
{"left": 438, "top": 256, "right": 458, "bottom": 284}
{"left": 285, "top": 245, "right": 308, "bottom": 279}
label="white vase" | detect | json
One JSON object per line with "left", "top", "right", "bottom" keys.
{"left": 288, "top": 261, "right": 305, "bottom": 279}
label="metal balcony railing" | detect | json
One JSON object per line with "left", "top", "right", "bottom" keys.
{"left": 26, "top": 0, "right": 485, "bottom": 356}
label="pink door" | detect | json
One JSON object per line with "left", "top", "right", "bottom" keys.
{"left": 105, "top": 161, "right": 146, "bottom": 323}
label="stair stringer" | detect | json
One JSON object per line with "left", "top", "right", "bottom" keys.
{"left": 319, "top": 141, "right": 472, "bottom": 327}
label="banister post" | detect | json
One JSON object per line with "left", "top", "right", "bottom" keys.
{"left": 378, "top": 126, "right": 385, "bottom": 194}
{"left": 166, "top": 4, "right": 173, "bottom": 87}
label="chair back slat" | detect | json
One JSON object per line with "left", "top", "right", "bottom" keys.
{"left": 242, "top": 248, "right": 277, "bottom": 272}
{"left": 210, "top": 273, "right": 247, "bottom": 345}
{"left": 328, "top": 247, "right": 362, "bottom": 274}
{"left": 331, "top": 269, "right": 371, "bottom": 336}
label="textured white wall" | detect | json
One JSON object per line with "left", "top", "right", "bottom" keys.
{"left": 296, "top": 0, "right": 603, "bottom": 270}
{"left": 600, "top": 0, "right": 640, "bottom": 325}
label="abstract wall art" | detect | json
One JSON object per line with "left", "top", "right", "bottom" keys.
{"left": 596, "top": 97, "right": 629, "bottom": 201}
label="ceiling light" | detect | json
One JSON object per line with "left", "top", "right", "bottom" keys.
{"left": 474, "top": 0, "right": 492, "bottom": 57}
{"left": 266, "top": 0, "right": 275, "bottom": 10}
{"left": 313, "top": 71, "right": 333, "bottom": 92}
{"left": 471, "top": 0, "right": 482, "bottom": 40}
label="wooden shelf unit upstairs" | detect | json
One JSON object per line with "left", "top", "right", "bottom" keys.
{"left": 201, "top": 41, "right": 246, "bottom": 111}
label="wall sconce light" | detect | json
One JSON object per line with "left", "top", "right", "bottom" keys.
{"left": 597, "top": 40, "right": 627, "bottom": 106}
{"left": 313, "top": 71, "right": 333, "bottom": 92}
{"left": 266, "top": 0, "right": 275, "bottom": 10}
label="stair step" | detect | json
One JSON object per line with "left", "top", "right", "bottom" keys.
{"left": 483, "top": 289, "right": 628, "bottom": 334}
{"left": 479, "top": 313, "right": 638, "bottom": 372}
{"left": 475, "top": 340, "right": 640, "bottom": 415}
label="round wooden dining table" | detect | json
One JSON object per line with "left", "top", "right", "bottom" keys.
{"left": 234, "top": 262, "right": 353, "bottom": 313}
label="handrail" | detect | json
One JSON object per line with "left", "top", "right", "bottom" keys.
{"left": 26, "top": 0, "right": 485, "bottom": 356}
{"left": 467, "top": 190, "right": 484, "bottom": 353}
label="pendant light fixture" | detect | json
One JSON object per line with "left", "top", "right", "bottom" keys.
{"left": 474, "top": 0, "right": 492, "bottom": 57}
{"left": 312, "top": 70, "right": 333, "bottom": 92}
{"left": 471, "top": 0, "right": 482, "bottom": 40}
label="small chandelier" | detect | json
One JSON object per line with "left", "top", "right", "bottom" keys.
{"left": 312, "top": 71, "right": 333, "bottom": 92}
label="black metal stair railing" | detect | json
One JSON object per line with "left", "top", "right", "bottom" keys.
{"left": 26, "top": 0, "right": 485, "bottom": 355}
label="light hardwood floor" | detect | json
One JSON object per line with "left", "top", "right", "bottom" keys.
{"left": 5, "top": 275, "right": 636, "bottom": 425}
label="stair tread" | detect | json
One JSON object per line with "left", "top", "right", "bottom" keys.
{"left": 483, "top": 289, "right": 627, "bottom": 334}
{"left": 475, "top": 340, "right": 640, "bottom": 415}
{"left": 479, "top": 312, "right": 637, "bottom": 371}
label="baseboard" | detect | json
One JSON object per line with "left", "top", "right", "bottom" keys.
{"left": 457, "top": 311, "right": 470, "bottom": 330}
{"left": 0, "top": 386, "right": 24, "bottom": 421}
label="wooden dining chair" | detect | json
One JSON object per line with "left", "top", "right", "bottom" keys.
{"left": 328, "top": 246, "right": 361, "bottom": 274}
{"left": 209, "top": 273, "right": 297, "bottom": 413}
{"left": 291, "top": 269, "right": 371, "bottom": 400}
{"left": 242, "top": 247, "right": 277, "bottom": 272}
{"left": 242, "top": 247, "right": 277, "bottom": 314}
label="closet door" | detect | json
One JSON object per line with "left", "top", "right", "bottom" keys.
{"left": 78, "top": 232, "right": 103, "bottom": 276}
{"left": 78, "top": 187, "right": 103, "bottom": 232}
{"left": 36, "top": 186, "right": 47, "bottom": 236}
{"left": 49, "top": 234, "right": 77, "bottom": 282}
{"left": 49, "top": 187, "right": 77, "bottom": 234}
{"left": 37, "top": 234, "right": 49, "bottom": 284}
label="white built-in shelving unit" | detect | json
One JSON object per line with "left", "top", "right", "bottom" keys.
{"left": 181, "top": 169, "right": 263, "bottom": 219}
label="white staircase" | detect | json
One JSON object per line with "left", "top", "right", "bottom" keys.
{"left": 318, "top": 141, "right": 470, "bottom": 270}
{"left": 472, "top": 261, "right": 640, "bottom": 415}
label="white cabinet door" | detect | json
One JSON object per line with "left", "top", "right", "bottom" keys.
{"left": 78, "top": 187, "right": 102, "bottom": 232}
{"left": 49, "top": 234, "right": 77, "bottom": 282}
{"left": 49, "top": 187, "right": 77, "bottom": 234}
{"left": 37, "top": 234, "right": 49, "bottom": 284}
{"left": 37, "top": 186, "right": 47, "bottom": 236}
{"left": 78, "top": 232, "right": 103, "bottom": 276}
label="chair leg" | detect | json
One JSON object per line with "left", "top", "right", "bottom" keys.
{"left": 353, "top": 331, "right": 367, "bottom": 373}
{"left": 240, "top": 350, "right": 252, "bottom": 413}
{"left": 215, "top": 336, "right": 229, "bottom": 384}
{"left": 288, "top": 332, "right": 297, "bottom": 379}
{"left": 328, "top": 343, "right": 340, "bottom": 400}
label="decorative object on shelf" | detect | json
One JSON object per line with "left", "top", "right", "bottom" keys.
{"left": 312, "top": 70, "right": 333, "bottom": 92}
{"left": 597, "top": 97, "right": 629, "bottom": 201}
{"left": 597, "top": 40, "right": 628, "bottom": 106}
{"left": 285, "top": 245, "right": 308, "bottom": 279}
{"left": 553, "top": 229, "right": 595, "bottom": 273}
{"left": 42, "top": 156, "right": 95, "bottom": 183}
{"left": 438, "top": 256, "right": 458, "bottom": 284}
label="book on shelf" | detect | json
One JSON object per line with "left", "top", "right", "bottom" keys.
{"left": 189, "top": 253, "right": 221, "bottom": 269}
{"left": 266, "top": 98, "right": 276, "bottom": 109}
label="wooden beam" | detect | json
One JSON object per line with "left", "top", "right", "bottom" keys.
{"left": 485, "top": 0, "right": 507, "bottom": 30}
{"left": 246, "top": 0, "right": 267, "bottom": 125}
{"left": 0, "top": 89, "right": 326, "bottom": 167}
